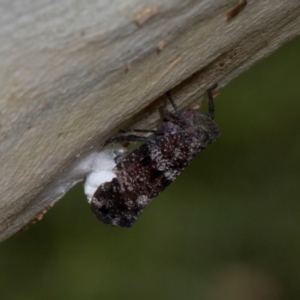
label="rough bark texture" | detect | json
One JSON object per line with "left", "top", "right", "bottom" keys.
{"left": 0, "top": 0, "right": 299, "bottom": 242}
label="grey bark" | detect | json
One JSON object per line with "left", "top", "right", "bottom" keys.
{"left": 0, "top": 0, "right": 299, "bottom": 242}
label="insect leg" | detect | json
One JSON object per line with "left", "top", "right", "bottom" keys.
{"left": 103, "top": 134, "right": 154, "bottom": 146}
{"left": 166, "top": 91, "right": 182, "bottom": 118}
{"left": 160, "top": 106, "right": 180, "bottom": 122}
{"left": 207, "top": 83, "right": 218, "bottom": 120}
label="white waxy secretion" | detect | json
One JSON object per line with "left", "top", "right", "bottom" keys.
{"left": 83, "top": 151, "right": 119, "bottom": 203}
{"left": 81, "top": 148, "right": 126, "bottom": 202}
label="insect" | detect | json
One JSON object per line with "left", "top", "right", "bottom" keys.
{"left": 90, "top": 84, "right": 220, "bottom": 227}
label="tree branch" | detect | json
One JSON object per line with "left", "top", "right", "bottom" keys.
{"left": 1, "top": 0, "right": 299, "bottom": 242}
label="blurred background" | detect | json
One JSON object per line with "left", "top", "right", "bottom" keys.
{"left": 1, "top": 36, "right": 300, "bottom": 300}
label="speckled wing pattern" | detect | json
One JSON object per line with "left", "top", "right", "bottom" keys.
{"left": 91, "top": 132, "right": 204, "bottom": 227}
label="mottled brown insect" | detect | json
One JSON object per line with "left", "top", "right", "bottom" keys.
{"left": 91, "top": 84, "right": 220, "bottom": 227}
